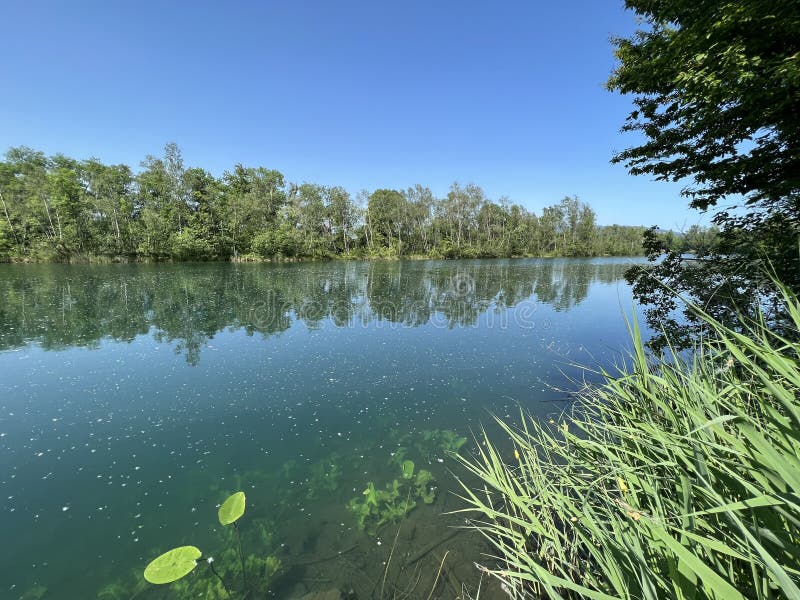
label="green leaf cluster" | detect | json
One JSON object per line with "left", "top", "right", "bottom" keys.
{"left": 346, "top": 481, "right": 413, "bottom": 535}
{"left": 609, "top": 0, "right": 800, "bottom": 350}
{"left": 347, "top": 464, "right": 438, "bottom": 535}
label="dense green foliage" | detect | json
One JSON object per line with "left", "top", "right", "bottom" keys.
{"left": 608, "top": 0, "right": 800, "bottom": 348}
{"left": 0, "top": 144, "right": 654, "bottom": 262}
{"left": 457, "top": 286, "right": 800, "bottom": 599}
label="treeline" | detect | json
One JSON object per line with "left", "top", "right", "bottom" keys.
{"left": 1, "top": 143, "right": 652, "bottom": 262}
{"left": 657, "top": 224, "right": 720, "bottom": 255}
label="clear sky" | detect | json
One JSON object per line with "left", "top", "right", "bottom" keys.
{"left": 0, "top": 0, "right": 709, "bottom": 229}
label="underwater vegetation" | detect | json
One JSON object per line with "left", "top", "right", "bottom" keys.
{"left": 347, "top": 480, "right": 416, "bottom": 535}
{"left": 140, "top": 491, "right": 282, "bottom": 599}
{"left": 168, "top": 551, "right": 281, "bottom": 600}
{"left": 92, "top": 434, "right": 466, "bottom": 597}
{"left": 346, "top": 428, "right": 468, "bottom": 535}
{"left": 420, "top": 429, "right": 468, "bottom": 455}
{"left": 393, "top": 428, "right": 468, "bottom": 464}
{"left": 306, "top": 455, "right": 344, "bottom": 500}
{"left": 94, "top": 568, "right": 151, "bottom": 600}
{"left": 347, "top": 458, "right": 438, "bottom": 535}
{"left": 18, "top": 586, "right": 51, "bottom": 600}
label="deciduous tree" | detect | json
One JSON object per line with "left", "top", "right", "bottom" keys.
{"left": 609, "top": 0, "right": 800, "bottom": 346}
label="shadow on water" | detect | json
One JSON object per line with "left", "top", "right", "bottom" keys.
{"left": 0, "top": 258, "right": 643, "bottom": 600}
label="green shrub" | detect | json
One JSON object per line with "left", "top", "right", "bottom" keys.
{"left": 250, "top": 225, "right": 298, "bottom": 259}
{"left": 455, "top": 286, "right": 800, "bottom": 599}
{"left": 0, "top": 220, "right": 13, "bottom": 261}
{"left": 170, "top": 229, "right": 214, "bottom": 260}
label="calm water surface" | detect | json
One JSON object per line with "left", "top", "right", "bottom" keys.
{"left": 0, "top": 259, "right": 646, "bottom": 600}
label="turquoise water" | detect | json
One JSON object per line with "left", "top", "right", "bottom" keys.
{"left": 0, "top": 258, "right": 646, "bottom": 599}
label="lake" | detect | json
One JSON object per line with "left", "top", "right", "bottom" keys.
{"left": 0, "top": 258, "right": 647, "bottom": 600}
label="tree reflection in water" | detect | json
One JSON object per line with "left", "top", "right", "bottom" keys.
{"left": 0, "top": 259, "right": 633, "bottom": 365}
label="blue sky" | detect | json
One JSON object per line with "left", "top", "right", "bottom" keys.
{"left": 0, "top": 0, "right": 709, "bottom": 229}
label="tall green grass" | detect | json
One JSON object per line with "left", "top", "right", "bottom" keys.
{"left": 455, "top": 286, "right": 800, "bottom": 599}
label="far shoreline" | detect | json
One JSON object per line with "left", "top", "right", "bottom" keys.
{"left": 1, "top": 252, "right": 647, "bottom": 266}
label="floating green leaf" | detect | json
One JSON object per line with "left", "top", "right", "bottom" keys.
{"left": 144, "top": 546, "right": 201, "bottom": 584}
{"left": 218, "top": 491, "right": 246, "bottom": 526}
{"left": 401, "top": 459, "right": 415, "bottom": 479}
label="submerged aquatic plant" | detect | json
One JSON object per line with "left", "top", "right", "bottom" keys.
{"left": 388, "top": 446, "right": 408, "bottom": 468}
{"left": 17, "top": 586, "right": 48, "bottom": 600}
{"left": 245, "top": 554, "right": 282, "bottom": 588}
{"left": 96, "top": 581, "right": 131, "bottom": 600}
{"left": 398, "top": 428, "right": 468, "bottom": 462}
{"left": 347, "top": 479, "right": 414, "bottom": 534}
{"left": 218, "top": 492, "right": 248, "bottom": 588}
{"left": 429, "top": 429, "right": 468, "bottom": 454}
{"left": 306, "top": 457, "right": 343, "bottom": 499}
{"left": 414, "top": 469, "right": 437, "bottom": 504}
{"left": 347, "top": 458, "right": 438, "bottom": 534}
{"left": 141, "top": 490, "right": 282, "bottom": 598}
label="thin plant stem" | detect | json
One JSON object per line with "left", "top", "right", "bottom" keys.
{"left": 207, "top": 561, "right": 232, "bottom": 597}
{"left": 426, "top": 551, "right": 448, "bottom": 600}
{"left": 380, "top": 486, "right": 415, "bottom": 599}
{"left": 380, "top": 521, "right": 402, "bottom": 599}
{"left": 234, "top": 521, "right": 247, "bottom": 589}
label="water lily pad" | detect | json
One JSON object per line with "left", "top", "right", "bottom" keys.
{"left": 218, "top": 491, "right": 246, "bottom": 525}
{"left": 144, "top": 546, "right": 201, "bottom": 584}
